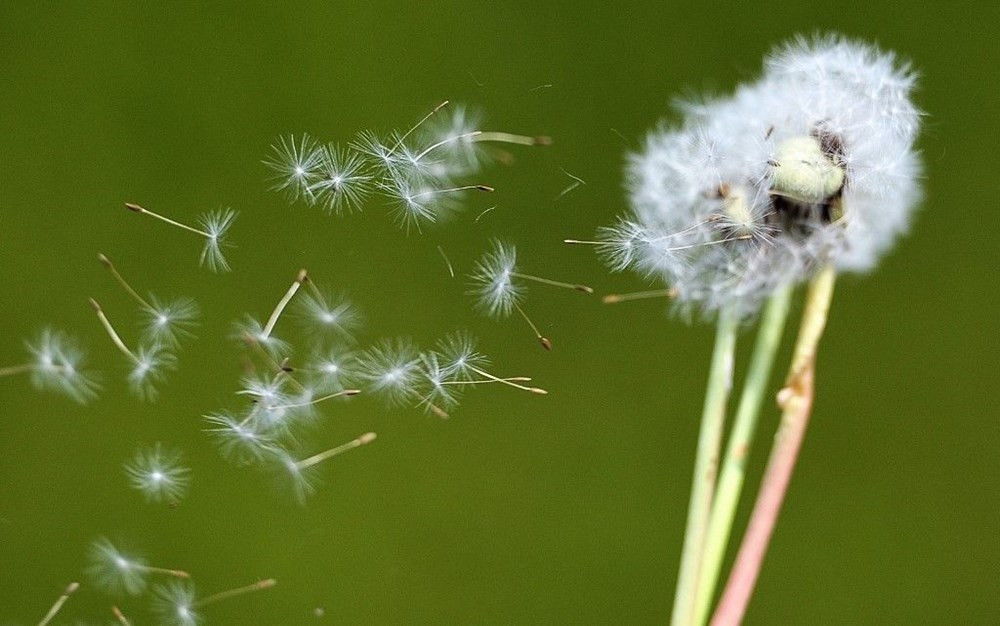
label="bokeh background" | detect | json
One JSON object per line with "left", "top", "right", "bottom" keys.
{"left": 1, "top": 2, "right": 997, "bottom": 624}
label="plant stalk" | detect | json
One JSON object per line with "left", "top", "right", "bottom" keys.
{"left": 710, "top": 266, "right": 835, "bottom": 626}
{"left": 671, "top": 304, "right": 740, "bottom": 626}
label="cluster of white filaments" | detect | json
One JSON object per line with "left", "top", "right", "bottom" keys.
{"left": 581, "top": 35, "right": 922, "bottom": 317}
{"left": 0, "top": 328, "right": 101, "bottom": 404}
{"left": 264, "top": 101, "right": 549, "bottom": 231}
{"left": 213, "top": 268, "right": 546, "bottom": 502}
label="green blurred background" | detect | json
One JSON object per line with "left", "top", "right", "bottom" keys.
{"left": 1, "top": 1, "right": 997, "bottom": 623}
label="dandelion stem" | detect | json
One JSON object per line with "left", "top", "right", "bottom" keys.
{"left": 37, "top": 582, "right": 78, "bottom": 626}
{"left": 511, "top": 272, "right": 594, "bottom": 294}
{"left": 414, "top": 131, "right": 482, "bottom": 161}
{"left": 671, "top": 304, "right": 739, "bottom": 626}
{"left": 262, "top": 270, "right": 307, "bottom": 339}
{"left": 512, "top": 301, "right": 552, "bottom": 351}
{"left": 111, "top": 606, "right": 131, "bottom": 626}
{"left": 474, "top": 131, "right": 551, "bottom": 146}
{"left": 694, "top": 284, "right": 793, "bottom": 626}
{"left": 90, "top": 298, "right": 140, "bottom": 365}
{"left": 98, "top": 253, "right": 153, "bottom": 310}
{"left": 267, "top": 389, "right": 361, "bottom": 410}
{"left": 710, "top": 266, "right": 835, "bottom": 626}
{"left": 136, "top": 564, "right": 190, "bottom": 578}
{"left": 392, "top": 100, "right": 449, "bottom": 152}
{"left": 295, "top": 433, "right": 376, "bottom": 470}
{"left": 467, "top": 365, "right": 547, "bottom": 395}
{"left": 441, "top": 376, "right": 532, "bottom": 385}
{"left": 0, "top": 363, "right": 35, "bottom": 377}
{"left": 125, "top": 203, "right": 211, "bottom": 238}
{"left": 411, "top": 184, "right": 494, "bottom": 199}
{"left": 193, "top": 578, "right": 277, "bottom": 608}
{"left": 602, "top": 289, "right": 677, "bottom": 304}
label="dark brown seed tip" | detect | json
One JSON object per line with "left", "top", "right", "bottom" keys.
{"left": 97, "top": 253, "right": 111, "bottom": 267}
{"left": 533, "top": 135, "right": 554, "bottom": 146}
{"left": 343, "top": 389, "right": 362, "bottom": 396}
{"left": 476, "top": 185, "right": 495, "bottom": 192}
{"left": 296, "top": 269, "right": 308, "bottom": 283}
{"left": 124, "top": 202, "right": 143, "bottom": 213}
{"left": 574, "top": 285, "right": 595, "bottom": 294}
{"left": 539, "top": 336, "right": 553, "bottom": 351}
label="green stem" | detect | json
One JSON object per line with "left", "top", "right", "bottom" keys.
{"left": 671, "top": 304, "right": 740, "bottom": 626}
{"left": 693, "top": 285, "right": 793, "bottom": 625}
{"left": 710, "top": 267, "right": 836, "bottom": 626}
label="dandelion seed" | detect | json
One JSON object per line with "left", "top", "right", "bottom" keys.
{"left": 90, "top": 298, "right": 176, "bottom": 400}
{"left": 263, "top": 133, "right": 324, "bottom": 204}
{"left": 357, "top": 338, "right": 421, "bottom": 407}
{"left": 1, "top": 328, "right": 101, "bottom": 403}
{"left": 86, "top": 537, "right": 189, "bottom": 597}
{"left": 469, "top": 240, "right": 591, "bottom": 349}
{"left": 383, "top": 176, "right": 493, "bottom": 232}
{"left": 271, "top": 434, "right": 376, "bottom": 502}
{"left": 303, "top": 346, "right": 359, "bottom": 393}
{"left": 297, "top": 277, "right": 362, "bottom": 340}
{"left": 124, "top": 443, "right": 191, "bottom": 504}
{"left": 307, "top": 144, "right": 373, "bottom": 214}
{"left": 152, "top": 578, "right": 276, "bottom": 626}
{"left": 98, "top": 252, "right": 201, "bottom": 347}
{"left": 433, "top": 331, "right": 547, "bottom": 394}
{"left": 37, "top": 581, "right": 79, "bottom": 626}
{"left": 203, "top": 412, "right": 277, "bottom": 464}
{"left": 125, "top": 204, "right": 237, "bottom": 273}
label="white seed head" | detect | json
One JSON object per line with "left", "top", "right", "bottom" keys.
{"left": 25, "top": 328, "right": 101, "bottom": 403}
{"left": 124, "top": 442, "right": 191, "bottom": 504}
{"left": 619, "top": 34, "right": 922, "bottom": 318}
{"left": 468, "top": 239, "right": 522, "bottom": 318}
{"left": 151, "top": 580, "right": 200, "bottom": 626}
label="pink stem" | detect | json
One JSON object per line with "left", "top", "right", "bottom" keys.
{"left": 710, "top": 365, "right": 814, "bottom": 625}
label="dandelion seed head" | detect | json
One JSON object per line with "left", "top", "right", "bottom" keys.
{"left": 264, "top": 134, "right": 324, "bottom": 204}
{"left": 307, "top": 145, "right": 372, "bottom": 215}
{"left": 295, "top": 290, "right": 362, "bottom": 341}
{"left": 358, "top": 338, "right": 421, "bottom": 406}
{"left": 86, "top": 538, "right": 149, "bottom": 596}
{"left": 128, "top": 343, "right": 177, "bottom": 401}
{"left": 140, "top": 296, "right": 200, "bottom": 348}
{"left": 151, "top": 580, "right": 200, "bottom": 626}
{"left": 25, "top": 328, "right": 101, "bottom": 403}
{"left": 622, "top": 34, "right": 922, "bottom": 318}
{"left": 124, "top": 442, "right": 191, "bottom": 503}
{"left": 204, "top": 412, "right": 276, "bottom": 464}
{"left": 197, "top": 209, "right": 237, "bottom": 273}
{"left": 468, "top": 240, "right": 522, "bottom": 317}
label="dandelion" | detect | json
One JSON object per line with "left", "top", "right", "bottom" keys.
{"left": 151, "top": 578, "right": 276, "bottom": 626}
{"left": 0, "top": 328, "right": 101, "bottom": 403}
{"left": 233, "top": 269, "right": 308, "bottom": 358}
{"left": 203, "top": 412, "right": 277, "bottom": 464}
{"left": 269, "top": 433, "right": 376, "bottom": 502}
{"left": 382, "top": 177, "right": 494, "bottom": 232}
{"left": 433, "top": 331, "right": 547, "bottom": 395}
{"left": 86, "top": 537, "right": 189, "bottom": 596}
{"left": 125, "top": 203, "right": 237, "bottom": 273}
{"left": 469, "top": 239, "right": 593, "bottom": 349}
{"left": 296, "top": 277, "right": 362, "bottom": 341}
{"left": 124, "top": 443, "right": 191, "bottom": 504}
{"left": 576, "top": 35, "right": 921, "bottom": 625}
{"left": 302, "top": 345, "right": 359, "bottom": 392}
{"left": 307, "top": 144, "right": 372, "bottom": 214}
{"left": 37, "top": 581, "right": 79, "bottom": 626}
{"left": 97, "top": 253, "right": 200, "bottom": 347}
{"left": 357, "top": 337, "right": 422, "bottom": 407}
{"left": 90, "top": 298, "right": 176, "bottom": 400}
{"left": 263, "top": 133, "right": 325, "bottom": 204}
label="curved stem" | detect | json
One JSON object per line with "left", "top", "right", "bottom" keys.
{"left": 694, "top": 285, "right": 793, "bottom": 625}
{"left": 193, "top": 578, "right": 276, "bottom": 608}
{"left": 671, "top": 304, "right": 739, "bottom": 626}
{"left": 710, "top": 266, "right": 836, "bottom": 626}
